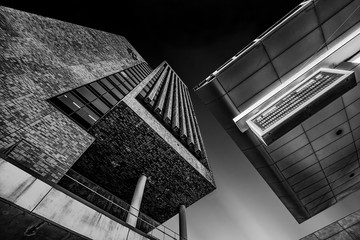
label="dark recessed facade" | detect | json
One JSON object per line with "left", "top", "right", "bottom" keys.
{"left": 0, "top": 6, "right": 215, "bottom": 240}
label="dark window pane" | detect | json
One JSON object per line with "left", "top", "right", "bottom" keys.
{"left": 74, "top": 107, "right": 99, "bottom": 126}
{"left": 114, "top": 73, "right": 132, "bottom": 92}
{"left": 121, "top": 71, "right": 137, "bottom": 88}
{"left": 90, "top": 82, "right": 106, "bottom": 95}
{"left": 100, "top": 78, "right": 115, "bottom": 90}
{"left": 128, "top": 68, "right": 142, "bottom": 83}
{"left": 116, "top": 83, "right": 129, "bottom": 95}
{"left": 57, "top": 93, "right": 84, "bottom": 112}
{"left": 108, "top": 75, "right": 120, "bottom": 86}
{"left": 139, "top": 65, "right": 149, "bottom": 78}
{"left": 133, "top": 65, "right": 146, "bottom": 79}
{"left": 111, "top": 88, "right": 124, "bottom": 99}
{"left": 91, "top": 99, "right": 110, "bottom": 114}
{"left": 103, "top": 92, "right": 117, "bottom": 106}
{"left": 137, "top": 64, "right": 146, "bottom": 75}
{"left": 71, "top": 114, "right": 91, "bottom": 129}
{"left": 143, "top": 64, "right": 152, "bottom": 74}
{"left": 76, "top": 87, "right": 97, "bottom": 102}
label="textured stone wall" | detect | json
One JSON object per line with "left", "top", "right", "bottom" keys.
{"left": 67, "top": 101, "right": 216, "bottom": 223}
{"left": 0, "top": 6, "right": 145, "bottom": 182}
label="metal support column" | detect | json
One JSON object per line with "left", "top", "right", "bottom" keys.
{"left": 179, "top": 205, "right": 187, "bottom": 240}
{"left": 126, "top": 175, "right": 147, "bottom": 227}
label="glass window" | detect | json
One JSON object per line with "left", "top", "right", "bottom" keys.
{"left": 117, "top": 83, "right": 130, "bottom": 95}
{"left": 91, "top": 99, "right": 110, "bottom": 114}
{"left": 121, "top": 71, "right": 137, "bottom": 87}
{"left": 90, "top": 82, "right": 106, "bottom": 95}
{"left": 58, "top": 93, "right": 84, "bottom": 112}
{"left": 134, "top": 65, "right": 147, "bottom": 78}
{"left": 111, "top": 88, "right": 124, "bottom": 99}
{"left": 100, "top": 78, "right": 115, "bottom": 90}
{"left": 108, "top": 75, "right": 121, "bottom": 86}
{"left": 74, "top": 107, "right": 99, "bottom": 126}
{"left": 114, "top": 73, "right": 132, "bottom": 91}
{"left": 128, "top": 68, "right": 142, "bottom": 82}
{"left": 76, "top": 86, "right": 97, "bottom": 102}
{"left": 103, "top": 92, "right": 117, "bottom": 106}
{"left": 143, "top": 64, "right": 152, "bottom": 74}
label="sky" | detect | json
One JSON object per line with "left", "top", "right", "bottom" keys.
{"left": 3, "top": 1, "right": 360, "bottom": 239}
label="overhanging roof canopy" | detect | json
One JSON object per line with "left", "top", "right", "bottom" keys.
{"left": 195, "top": 0, "right": 360, "bottom": 223}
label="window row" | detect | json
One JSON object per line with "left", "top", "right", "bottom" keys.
{"left": 138, "top": 64, "right": 167, "bottom": 100}
{"left": 50, "top": 62, "right": 152, "bottom": 130}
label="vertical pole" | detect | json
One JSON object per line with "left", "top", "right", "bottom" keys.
{"left": 179, "top": 205, "right": 187, "bottom": 240}
{"left": 126, "top": 175, "right": 147, "bottom": 227}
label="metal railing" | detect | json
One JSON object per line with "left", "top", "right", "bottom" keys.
{"left": 0, "top": 139, "right": 180, "bottom": 240}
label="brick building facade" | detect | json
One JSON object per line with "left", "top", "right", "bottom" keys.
{"left": 0, "top": 6, "right": 215, "bottom": 240}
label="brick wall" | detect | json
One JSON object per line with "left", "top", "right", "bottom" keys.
{"left": 0, "top": 6, "right": 145, "bottom": 182}
{"left": 67, "top": 101, "right": 216, "bottom": 223}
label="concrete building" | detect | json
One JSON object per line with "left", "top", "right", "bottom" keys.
{"left": 301, "top": 209, "right": 360, "bottom": 239}
{"left": 195, "top": 0, "right": 360, "bottom": 226}
{"left": 0, "top": 6, "right": 215, "bottom": 240}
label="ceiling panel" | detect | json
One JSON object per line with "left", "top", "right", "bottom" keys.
{"left": 287, "top": 163, "right": 322, "bottom": 187}
{"left": 297, "top": 178, "right": 328, "bottom": 199}
{"left": 263, "top": 5, "right": 319, "bottom": 59}
{"left": 352, "top": 118, "right": 360, "bottom": 133}
{"left": 228, "top": 63, "right": 279, "bottom": 108}
{"left": 270, "top": 134, "right": 310, "bottom": 162}
{"left": 306, "top": 110, "right": 347, "bottom": 141}
{"left": 282, "top": 154, "right": 318, "bottom": 179}
{"left": 272, "top": 27, "right": 325, "bottom": 77}
{"left": 292, "top": 170, "right": 325, "bottom": 193}
{"left": 345, "top": 98, "right": 360, "bottom": 118}
{"left": 265, "top": 126, "right": 304, "bottom": 152}
{"left": 307, "top": 198, "right": 335, "bottom": 215}
{"left": 333, "top": 172, "right": 360, "bottom": 196}
{"left": 276, "top": 144, "right": 314, "bottom": 171}
{"left": 237, "top": 80, "right": 281, "bottom": 113}
{"left": 329, "top": 161, "right": 359, "bottom": 189}
{"left": 300, "top": 185, "right": 331, "bottom": 206}
{"left": 321, "top": 0, "right": 360, "bottom": 45}
{"left": 343, "top": 84, "right": 360, "bottom": 106}
{"left": 311, "top": 122, "right": 351, "bottom": 151}
{"left": 216, "top": 44, "right": 270, "bottom": 91}
{"left": 315, "top": 133, "right": 353, "bottom": 160}
{"left": 323, "top": 151, "right": 358, "bottom": 176}
{"left": 353, "top": 127, "right": 360, "bottom": 142}
{"left": 315, "top": 0, "right": 354, "bottom": 23}
{"left": 302, "top": 98, "right": 344, "bottom": 131}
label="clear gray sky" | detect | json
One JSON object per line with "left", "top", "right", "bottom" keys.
{"left": 4, "top": 1, "right": 360, "bottom": 239}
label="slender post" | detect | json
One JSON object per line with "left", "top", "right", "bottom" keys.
{"left": 126, "top": 175, "right": 147, "bottom": 227}
{"left": 179, "top": 205, "right": 187, "bottom": 240}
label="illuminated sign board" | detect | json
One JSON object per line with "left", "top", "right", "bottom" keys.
{"left": 246, "top": 68, "right": 356, "bottom": 145}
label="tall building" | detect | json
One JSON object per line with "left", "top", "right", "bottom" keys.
{"left": 0, "top": 6, "right": 215, "bottom": 240}
{"left": 195, "top": 0, "right": 360, "bottom": 226}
